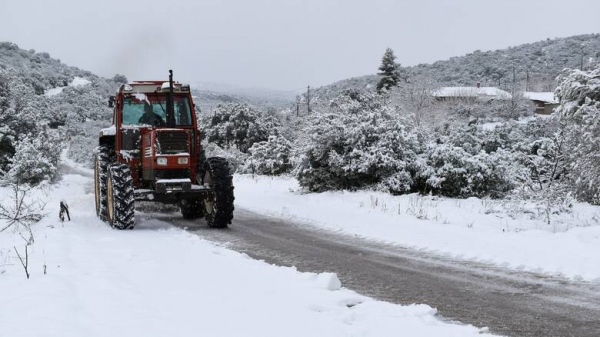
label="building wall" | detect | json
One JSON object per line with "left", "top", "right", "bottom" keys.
{"left": 532, "top": 100, "right": 558, "bottom": 115}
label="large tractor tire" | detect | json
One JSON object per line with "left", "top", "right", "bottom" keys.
{"left": 202, "top": 157, "right": 234, "bottom": 228}
{"left": 94, "top": 146, "right": 113, "bottom": 221}
{"left": 106, "top": 163, "right": 136, "bottom": 230}
{"left": 180, "top": 198, "right": 204, "bottom": 219}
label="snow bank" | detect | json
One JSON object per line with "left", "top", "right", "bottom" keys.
{"left": 234, "top": 175, "right": 600, "bottom": 282}
{"left": 0, "top": 169, "right": 487, "bottom": 336}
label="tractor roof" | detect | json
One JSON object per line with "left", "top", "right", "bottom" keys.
{"left": 120, "top": 81, "right": 191, "bottom": 94}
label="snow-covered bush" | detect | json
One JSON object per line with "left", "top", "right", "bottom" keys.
{"left": 415, "top": 143, "right": 513, "bottom": 198}
{"left": 0, "top": 72, "right": 65, "bottom": 184}
{"left": 204, "top": 143, "right": 248, "bottom": 173}
{"left": 244, "top": 135, "right": 292, "bottom": 175}
{"left": 200, "top": 103, "right": 279, "bottom": 153}
{"left": 555, "top": 66, "right": 600, "bottom": 204}
{"left": 295, "top": 90, "right": 420, "bottom": 194}
{"left": 5, "top": 127, "right": 62, "bottom": 185}
{"left": 513, "top": 132, "right": 568, "bottom": 192}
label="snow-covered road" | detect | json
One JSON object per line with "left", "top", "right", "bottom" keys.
{"left": 234, "top": 175, "right": 600, "bottom": 282}
{"left": 0, "top": 164, "right": 488, "bottom": 336}
{"left": 169, "top": 208, "right": 600, "bottom": 337}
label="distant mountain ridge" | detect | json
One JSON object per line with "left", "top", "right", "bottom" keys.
{"left": 310, "top": 33, "right": 600, "bottom": 102}
{"left": 189, "top": 81, "right": 296, "bottom": 112}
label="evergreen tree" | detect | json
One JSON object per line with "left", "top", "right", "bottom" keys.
{"left": 555, "top": 66, "right": 600, "bottom": 205}
{"left": 199, "top": 103, "right": 280, "bottom": 153}
{"left": 376, "top": 48, "right": 401, "bottom": 94}
{"left": 112, "top": 74, "right": 128, "bottom": 85}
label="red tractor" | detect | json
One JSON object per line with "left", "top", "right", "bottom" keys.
{"left": 93, "top": 70, "right": 234, "bottom": 230}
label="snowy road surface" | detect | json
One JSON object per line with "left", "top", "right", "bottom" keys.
{"left": 1, "top": 163, "right": 488, "bottom": 337}
{"left": 160, "top": 208, "right": 600, "bottom": 337}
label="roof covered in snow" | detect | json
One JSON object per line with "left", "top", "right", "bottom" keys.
{"left": 432, "top": 87, "right": 512, "bottom": 100}
{"left": 122, "top": 81, "right": 190, "bottom": 94}
{"left": 523, "top": 91, "right": 558, "bottom": 104}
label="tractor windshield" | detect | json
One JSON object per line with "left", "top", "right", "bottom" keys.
{"left": 122, "top": 94, "right": 192, "bottom": 126}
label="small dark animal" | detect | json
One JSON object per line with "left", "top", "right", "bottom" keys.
{"left": 59, "top": 201, "right": 70, "bottom": 222}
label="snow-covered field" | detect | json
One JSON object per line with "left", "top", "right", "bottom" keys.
{"left": 0, "top": 166, "right": 488, "bottom": 336}
{"left": 235, "top": 175, "right": 600, "bottom": 282}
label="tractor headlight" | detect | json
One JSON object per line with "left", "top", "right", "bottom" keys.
{"left": 177, "top": 157, "right": 189, "bottom": 165}
{"left": 157, "top": 157, "right": 168, "bottom": 166}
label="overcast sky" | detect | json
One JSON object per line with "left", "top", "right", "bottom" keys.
{"left": 1, "top": 0, "right": 599, "bottom": 90}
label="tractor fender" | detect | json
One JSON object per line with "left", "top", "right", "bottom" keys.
{"left": 99, "top": 125, "right": 116, "bottom": 147}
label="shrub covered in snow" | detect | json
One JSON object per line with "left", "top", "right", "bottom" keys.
{"left": 0, "top": 43, "right": 121, "bottom": 181}
{"left": 415, "top": 143, "right": 513, "bottom": 198}
{"left": 244, "top": 135, "right": 293, "bottom": 175}
{"left": 295, "top": 90, "right": 420, "bottom": 194}
{"left": 199, "top": 103, "right": 280, "bottom": 153}
{"left": 5, "top": 127, "right": 62, "bottom": 185}
{"left": 555, "top": 66, "right": 600, "bottom": 205}
{"left": 0, "top": 71, "right": 65, "bottom": 184}
{"left": 204, "top": 143, "right": 248, "bottom": 173}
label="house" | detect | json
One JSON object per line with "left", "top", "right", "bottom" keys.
{"left": 432, "top": 84, "right": 512, "bottom": 102}
{"left": 523, "top": 92, "right": 558, "bottom": 115}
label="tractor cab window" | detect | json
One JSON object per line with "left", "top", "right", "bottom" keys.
{"left": 122, "top": 95, "right": 192, "bottom": 126}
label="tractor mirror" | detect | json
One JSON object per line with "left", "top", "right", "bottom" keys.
{"left": 108, "top": 96, "right": 115, "bottom": 108}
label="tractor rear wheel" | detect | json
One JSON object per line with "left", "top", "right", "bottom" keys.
{"left": 106, "top": 163, "right": 136, "bottom": 230}
{"left": 202, "top": 157, "right": 234, "bottom": 228}
{"left": 180, "top": 198, "right": 204, "bottom": 219}
{"left": 94, "top": 146, "right": 113, "bottom": 221}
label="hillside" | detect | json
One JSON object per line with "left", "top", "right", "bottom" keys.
{"left": 0, "top": 42, "right": 125, "bottom": 180}
{"left": 310, "top": 33, "right": 600, "bottom": 103}
{"left": 0, "top": 42, "right": 294, "bottom": 174}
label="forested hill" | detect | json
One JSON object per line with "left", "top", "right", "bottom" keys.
{"left": 311, "top": 33, "right": 600, "bottom": 101}
{"left": 0, "top": 42, "right": 288, "bottom": 176}
{"left": 0, "top": 42, "right": 120, "bottom": 96}
{"left": 0, "top": 42, "right": 125, "bottom": 180}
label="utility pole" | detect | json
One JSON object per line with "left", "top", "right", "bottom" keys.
{"left": 295, "top": 95, "right": 300, "bottom": 117}
{"left": 306, "top": 85, "right": 311, "bottom": 113}
{"left": 526, "top": 70, "right": 530, "bottom": 92}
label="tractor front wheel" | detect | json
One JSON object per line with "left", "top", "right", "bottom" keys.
{"left": 202, "top": 157, "right": 234, "bottom": 228}
{"left": 106, "top": 163, "right": 136, "bottom": 230}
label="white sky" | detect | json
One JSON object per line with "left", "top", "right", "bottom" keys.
{"left": 1, "top": 0, "right": 599, "bottom": 90}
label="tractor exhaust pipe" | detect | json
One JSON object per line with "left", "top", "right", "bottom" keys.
{"left": 167, "top": 69, "right": 176, "bottom": 127}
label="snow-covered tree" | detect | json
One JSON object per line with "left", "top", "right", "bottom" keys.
{"left": 5, "top": 127, "right": 62, "bottom": 185}
{"left": 414, "top": 143, "right": 514, "bottom": 198}
{"left": 200, "top": 103, "right": 279, "bottom": 153}
{"left": 376, "top": 48, "right": 402, "bottom": 94}
{"left": 295, "top": 90, "right": 420, "bottom": 194}
{"left": 555, "top": 66, "right": 600, "bottom": 204}
{"left": 112, "top": 74, "right": 128, "bottom": 85}
{"left": 391, "top": 75, "right": 439, "bottom": 128}
{"left": 244, "top": 135, "right": 292, "bottom": 175}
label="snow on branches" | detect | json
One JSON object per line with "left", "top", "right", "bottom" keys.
{"left": 555, "top": 66, "right": 600, "bottom": 204}
{"left": 295, "top": 90, "right": 419, "bottom": 194}
{"left": 200, "top": 103, "right": 280, "bottom": 154}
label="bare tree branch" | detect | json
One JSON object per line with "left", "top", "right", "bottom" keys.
{"left": 14, "top": 245, "right": 30, "bottom": 279}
